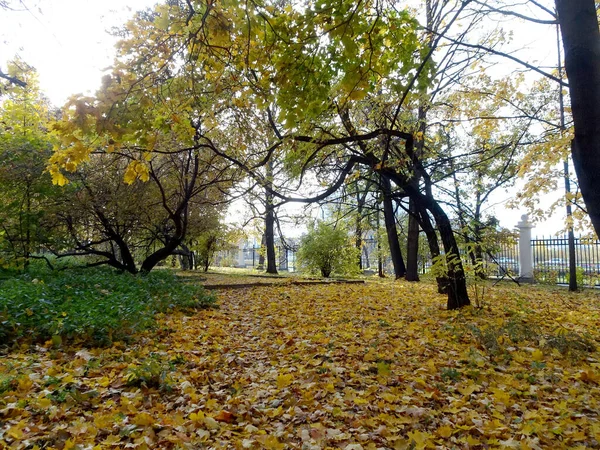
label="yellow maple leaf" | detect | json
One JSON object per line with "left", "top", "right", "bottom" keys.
{"left": 51, "top": 169, "right": 69, "bottom": 186}
{"left": 132, "top": 412, "right": 154, "bottom": 426}
{"left": 7, "top": 422, "right": 25, "bottom": 440}
{"left": 276, "top": 373, "right": 293, "bottom": 389}
{"left": 123, "top": 164, "right": 137, "bottom": 185}
{"left": 436, "top": 425, "right": 453, "bottom": 438}
{"left": 457, "top": 383, "right": 478, "bottom": 397}
{"left": 407, "top": 430, "right": 430, "bottom": 449}
{"left": 531, "top": 349, "right": 544, "bottom": 362}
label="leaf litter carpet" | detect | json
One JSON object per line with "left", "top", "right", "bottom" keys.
{"left": 2, "top": 279, "right": 600, "bottom": 449}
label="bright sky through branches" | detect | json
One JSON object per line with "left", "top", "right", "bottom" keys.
{"left": 0, "top": 0, "right": 156, "bottom": 105}
{"left": 0, "top": 0, "right": 577, "bottom": 237}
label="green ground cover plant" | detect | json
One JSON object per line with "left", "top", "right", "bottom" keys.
{"left": 0, "top": 267, "right": 216, "bottom": 346}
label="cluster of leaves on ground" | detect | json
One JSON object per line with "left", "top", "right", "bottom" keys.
{"left": 1, "top": 274, "right": 600, "bottom": 449}
{"left": 0, "top": 268, "right": 215, "bottom": 346}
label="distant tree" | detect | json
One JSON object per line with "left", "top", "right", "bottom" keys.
{"left": 0, "top": 60, "right": 56, "bottom": 269}
{"left": 193, "top": 223, "right": 242, "bottom": 272}
{"left": 47, "top": 148, "right": 229, "bottom": 274}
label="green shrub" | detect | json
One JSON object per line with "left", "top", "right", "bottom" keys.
{"left": 296, "top": 221, "right": 360, "bottom": 278}
{"left": 124, "top": 354, "right": 175, "bottom": 391}
{"left": 565, "top": 267, "right": 585, "bottom": 288}
{"left": 0, "top": 267, "right": 216, "bottom": 346}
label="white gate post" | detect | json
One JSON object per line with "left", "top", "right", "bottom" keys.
{"left": 517, "top": 214, "right": 534, "bottom": 283}
{"left": 238, "top": 241, "right": 246, "bottom": 268}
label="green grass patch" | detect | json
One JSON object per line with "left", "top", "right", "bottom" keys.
{"left": 0, "top": 267, "right": 216, "bottom": 346}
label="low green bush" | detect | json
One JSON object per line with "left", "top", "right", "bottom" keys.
{"left": 296, "top": 221, "right": 360, "bottom": 278}
{"left": 0, "top": 267, "right": 216, "bottom": 346}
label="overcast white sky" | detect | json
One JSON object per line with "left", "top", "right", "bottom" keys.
{"left": 0, "top": 0, "right": 571, "bottom": 236}
{"left": 0, "top": 0, "right": 156, "bottom": 105}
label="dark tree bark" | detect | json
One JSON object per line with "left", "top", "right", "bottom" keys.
{"left": 556, "top": 0, "right": 600, "bottom": 237}
{"left": 264, "top": 160, "right": 278, "bottom": 274}
{"left": 177, "top": 243, "right": 194, "bottom": 270}
{"left": 381, "top": 175, "right": 406, "bottom": 279}
{"left": 355, "top": 185, "right": 364, "bottom": 270}
{"left": 376, "top": 205, "right": 385, "bottom": 277}
{"left": 402, "top": 181, "right": 470, "bottom": 309}
{"left": 428, "top": 200, "right": 470, "bottom": 309}
{"left": 412, "top": 199, "right": 448, "bottom": 294}
{"left": 405, "top": 198, "right": 420, "bottom": 281}
{"left": 264, "top": 200, "right": 278, "bottom": 274}
{"left": 257, "top": 232, "right": 266, "bottom": 269}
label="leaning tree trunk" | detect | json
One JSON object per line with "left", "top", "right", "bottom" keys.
{"left": 381, "top": 176, "right": 406, "bottom": 279}
{"left": 414, "top": 202, "right": 449, "bottom": 294}
{"left": 556, "top": 0, "right": 600, "bottom": 237}
{"left": 141, "top": 235, "right": 185, "bottom": 273}
{"left": 178, "top": 243, "right": 193, "bottom": 270}
{"left": 427, "top": 201, "right": 470, "bottom": 309}
{"left": 406, "top": 186, "right": 470, "bottom": 309}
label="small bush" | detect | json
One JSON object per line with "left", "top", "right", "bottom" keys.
{"left": 0, "top": 267, "right": 216, "bottom": 346}
{"left": 296, "top": 221, "right": 360, "bottom": 278}
{"left": 469, "top": 318, "right": 595, "bottom": 360}
{"left": 125, "top": 354, "right": 174, "bottom": 391}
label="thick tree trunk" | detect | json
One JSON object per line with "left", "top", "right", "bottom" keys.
{"left": 140, "top": 236, "right": 184, "bottom": 273}
{"left": 264, "top": 161, "right": 278, "bottom": 274}
{"left": 407, "top": 186, "right": 470, "bottom": 309}
{"left": 381, "top": 176, "right": 406, "bottom": 279}
{"left": 265, "top": 202, "right": 278, "bottom": 274}
{"left": 414, "top": 203, "right": 448, "bottom": 294}
{"left": 178, "top": 243, "right": 193, "bottom": 270}
{"left": 405, "top": 198, "right": 420, "bottom": 281}
{"left": 355, "top": 188, "right": 364, "bottom": 270}
{"left": 427, "top": 201, "right": 470, "bottom": 309}
{"left": 376, "top": 204, "right": 385, "bottom": 277}
{"left": 556, "top": 0, "right": 600, "bottom": 237}
{"left": 257, "top": 233, "right": 266, "bottom": 269}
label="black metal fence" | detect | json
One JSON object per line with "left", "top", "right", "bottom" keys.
{"left": 214, "top": 235, "right": 600, "bottom": 286}
{"left": 532, "top": 236, "right": 600, "bottom": 285}
{"left": 214, "top": 246, "right": 298, "bottom": 272}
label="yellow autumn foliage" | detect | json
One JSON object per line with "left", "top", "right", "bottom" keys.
{"left": 1, "top": 274, "right": 599, "bottom": 449}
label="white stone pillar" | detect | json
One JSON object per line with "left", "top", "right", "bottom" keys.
{"left": 238, "top": 241, "right": 246, "bottom": 268}
{"left": 517, "top": 214, "right": 534, "bottom": 283}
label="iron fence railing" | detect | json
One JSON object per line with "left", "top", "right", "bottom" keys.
{"left": 213, "top": 235, "right": 600, "bottom": 286}
{"left": 532, "top": 236, "right": 600, "bottom": 285}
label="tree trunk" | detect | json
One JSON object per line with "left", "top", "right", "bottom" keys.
{"left": 178, "top": 243, "right": 193, "bottom": 270}
{"left": 257, "top": 232, "right": 266, "bottom": 269}
{"left": 376, "top": 204, "right": 385, "bottom": 277}
{"left": 355, "top": 187, "right": 364, "bottom": 270}
{"left": 407, "top": 186, "right": 470, "bottom": 309}
{"left": 427, "top": 201, "right": 470, "bottom": 309}
{"left": 265, "top": 201, "right": 278, "bottom": 274}
{"left": 414, "top": 202, "right": 448, "bottom": 294}
{"left": 556, "top": 0, "right": 600, "bottom": 237}
{"left": 405, "top": 198, "right": 420, "bottom": 281}
{"left": 140, "top": 235, "right": 184, "bottom": 273}
{"left": 381, "top": 176, "right": 406, "bottom": 279}
{"left": 264, "top": 160, "right": 278, "bottom": 274}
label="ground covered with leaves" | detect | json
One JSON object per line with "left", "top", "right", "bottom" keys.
{"left": 1, "top": 275, "right": 600, "bottom": 449}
